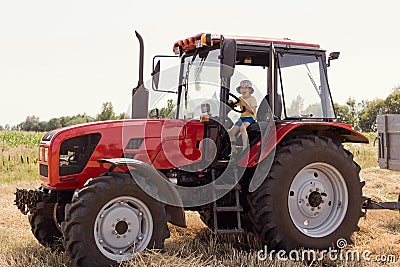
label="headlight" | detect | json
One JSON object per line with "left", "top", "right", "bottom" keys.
{"left": 44, "top": 147, "right": 48, "bottom": 162}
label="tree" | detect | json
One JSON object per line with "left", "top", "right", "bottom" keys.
{"left": 64, "top": 114, "right": 95, "bottom": 126}
{"left": 346, "top": 98, "right": 358, "bottom": 127}
{"left": 59, "top": 116, "right": 71, "bottom": 127}
{"left": 384, "top": 87, "right": 400, "bottom": 114}
{"left": 304, "top": 103, "right": 323, "bottom": 118}
{"left": 149, "top": 99, "right": 176, "bottom": 119}
{"left": 0, "top": 125, "right": 3, "bottom": 131}
{"left": 334, "top": 98, "right": 360, "bottom": 129}
{"left": 11, "top": 124, "right": 20, "bottom": 131}
{"left": 287, "top": 95, "right": 304, "bottom": 116}
{"left": 65, "top": 117, "right": 88, "bottom": 126}
{"left": 56, "top": 114, "right": 94, "bottom": 127}
{"left": 37, "top": 121, "right": 47, "bottom": 132}
{"left": 334, "top": 102, "right": 349, "bottom": 123}
{"left": 46, "top": 118, "right": 62, "bottom": 131}
{"left": 117, "top": 112, "right": 129, "bottom": 119}
{"left": 20, "top": 115, "right": 40, "bottom": 131}
{"left": 357, "top": 87, "right": 400, "bottom": 132}
{"left": 96, "top": 102, "right": 116, "bottom": 121}
{"left": 358, "top": 99, "right": 385, "bottom": 132}
{"left": 159, "top": 99, "right": 176, "bottom": 118}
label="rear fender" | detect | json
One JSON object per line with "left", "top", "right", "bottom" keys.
{"left": 239, "top": 122, "right": 369, "bottom": 168}
{"left": 99, "top": 158, "right": 186, "bottom": 227}
{"left": 279, "top": 123, "right": 369, "bottom": 144}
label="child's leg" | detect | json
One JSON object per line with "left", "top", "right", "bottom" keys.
{"left": 240, "top": 122, "right": 251, "bottom": 150}
{"left": 228, "top": 125, "right": 240, "bottom": 153}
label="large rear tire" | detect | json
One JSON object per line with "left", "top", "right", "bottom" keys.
{"left": 29, "top": 202, "right": 63, "bottom": 250}
{"left": 248, "top": 136, "right": 364, "bottom": 251}
{"left": 62, "top": 173, "right": 168, "bottom": 267}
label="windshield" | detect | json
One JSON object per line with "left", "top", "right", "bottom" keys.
{"left": 178, "top": 49, "right": 220, "bottom": 119}
{"left": 277, "top": 53, "right": 335, "bottom": 119}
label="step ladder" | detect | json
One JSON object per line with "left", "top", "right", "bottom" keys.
{"left": 211, "top": 167, "right": 244, "bottom": 234}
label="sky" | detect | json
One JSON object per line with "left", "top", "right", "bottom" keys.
{"left": 1, "top": 0, "right": 399, "bottom": 127}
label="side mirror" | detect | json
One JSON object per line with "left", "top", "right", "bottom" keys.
{"left": 220, "top": 39, "right": 237, "bottom": 78}
{"left": 151, "top": 55, "right": 179, "bottom": 93}
{"left": 152, "top": 60, "right": 161, "bottom": 90}
{"left": 327, "top": 52, "right": 340, "bottom": 67}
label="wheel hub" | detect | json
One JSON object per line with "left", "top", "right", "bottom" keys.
{"left": 295, "top": 179, "right": 329, "bottom": 218}
{"left": 115, "top": 220, "right": 129, "bottom": 235}
{"left": 288, "top": 163, "right": 348, "bottom": 237}
{"left": 94, "top": 196, "right": 153, "bottom": 261}
{"left": 308, "top": 191, "right": 323, "bottom": 207}
{"left": 98, "top": 202, "right": 141, "bottom": 249}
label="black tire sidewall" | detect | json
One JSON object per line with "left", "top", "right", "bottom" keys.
{"left": 29, "top": 202, "right": 62, "bottom": 248}
{"left": 263, "top": 138, "right": 361, "bottom": 250}
{"left": 65, "top": 176, "right": 166, "bottom": 266}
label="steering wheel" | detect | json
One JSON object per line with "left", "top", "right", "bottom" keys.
{"left": 228, "top": 93, "right": 245, "bottom": 113}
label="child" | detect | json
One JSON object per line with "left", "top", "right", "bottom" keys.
{"left": 228, "top": 80, "right": 257, "bottom": 156}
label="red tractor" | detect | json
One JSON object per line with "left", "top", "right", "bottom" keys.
{"left": 15, "top": 32, "right": 370, "bottom": 266}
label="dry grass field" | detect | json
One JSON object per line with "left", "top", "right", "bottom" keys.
{"left": 0, "top": 132, "right": 399, "bottom": 266}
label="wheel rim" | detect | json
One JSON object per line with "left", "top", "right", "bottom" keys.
{"left": 94, "top": 196, "right": 153, "bottom": 262}
{"left": 288, "top": 162, "right": 348, "bottom": 238}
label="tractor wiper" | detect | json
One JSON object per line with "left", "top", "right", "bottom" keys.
{"left": 183, "top": 49, "right": 200, "bottom": 108}
{"left": 305, "top": 64, "right": 321, "bottom": 97}
{"left": 193, "top": 56, "right": 206, "bottom": 85}
{"left": 183, "top": 49, "right": 200, "bottom": 86}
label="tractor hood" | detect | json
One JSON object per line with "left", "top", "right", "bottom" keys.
{"left": 44, "top": 117, "right": 190, "bottom": 139}
{"left": 38, "top": 119, "right": 203, "bottom": 189}
{"left": 42, "top": 118, "right": 191, "bottom": 165}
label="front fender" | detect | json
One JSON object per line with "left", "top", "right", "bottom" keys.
{"left": 99, "top": 158, "right": 186, "bottom": 227}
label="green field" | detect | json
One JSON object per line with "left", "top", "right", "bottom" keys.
{"left": 0, "top": 131, "right": 42, "bottom": 148}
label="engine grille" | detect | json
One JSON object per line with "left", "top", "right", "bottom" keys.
{"left": 39, "top": 164, "right": 48, "bottom": 177}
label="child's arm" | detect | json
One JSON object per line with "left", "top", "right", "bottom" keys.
{"left": 228, "top": 99, "right": 240, "bottom": 107}
{"left": 240, "top": 98, "right": 257, "bottom": 115}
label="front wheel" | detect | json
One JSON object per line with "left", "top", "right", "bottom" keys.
{"left": 248, "top": 136, "right": 364, "bottom": 251}
{"left": 62, "top": 173, "right": 168, "bottom": 267}
{"left": 29, "top": 202, "right": 63, "bottom": 250}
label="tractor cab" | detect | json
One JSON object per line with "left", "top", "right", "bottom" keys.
{"left": 134, "top": 33, "right": 338, "bottom": 164}
{"left": 148, "top": 33, "right": 336, "bottom": 120}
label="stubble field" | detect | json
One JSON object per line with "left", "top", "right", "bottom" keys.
{"left": 0, "top": 132, "right": 399, "bottom": 266}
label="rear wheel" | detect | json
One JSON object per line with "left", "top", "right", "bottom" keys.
{"left": 248, "top": 136, "right": 364, "bottom": 250}
{"left": 62, "top": 173, "right": 168, "bottom": 267}
{"left": 29, "top": 202, "right": 63, "bottom": 250}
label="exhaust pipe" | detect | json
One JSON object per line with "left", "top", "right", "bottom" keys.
{"left": 135, "top": 31, "right": 144, "bottom": 87}
{"left": 131, "top": 31, "right": 149, "bottom": 119}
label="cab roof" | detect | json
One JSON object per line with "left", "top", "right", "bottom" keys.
{"left": 173, "top": 33, "right": 320, "bottom": 54}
